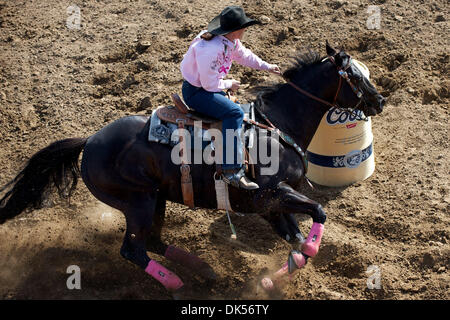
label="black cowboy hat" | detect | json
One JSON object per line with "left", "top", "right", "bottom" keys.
{"left": 207, "top": 6, "right": 260, "bottom": 36}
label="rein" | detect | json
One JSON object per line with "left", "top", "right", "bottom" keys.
{"left": 284, "top": 55, "right": 368, "bottom": 122}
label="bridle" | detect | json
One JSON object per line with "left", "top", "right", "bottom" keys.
{"left": 284, "top": 54, "right": 369, "bottom": 121}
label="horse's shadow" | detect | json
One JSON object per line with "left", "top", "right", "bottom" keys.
{"left": 2, "top": 231, "right": 171, "bottom": 300}
{"left": 5, "top": 228, "right": 246, "bottom": 300}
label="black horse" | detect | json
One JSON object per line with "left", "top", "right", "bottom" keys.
{"left": 0, "top": 44, "right": 385, "bottom": 295}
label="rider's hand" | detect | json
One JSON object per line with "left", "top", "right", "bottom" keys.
{"left": 230, "top": 80, "right": 241, "bottom": 91}
{"left": 268, "top": 64, "right": 281, "bottom": 75}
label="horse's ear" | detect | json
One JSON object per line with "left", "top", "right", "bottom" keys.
{"left": 326, "top": 41, "right": 337, "bottom": 56}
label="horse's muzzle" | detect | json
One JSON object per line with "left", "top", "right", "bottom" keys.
{"left": 366, "top": 94, "right": 385, "bottom": 116}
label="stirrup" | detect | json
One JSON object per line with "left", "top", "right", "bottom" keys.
{"left": 223, "top": 168, "right": 259, "bottom": 190}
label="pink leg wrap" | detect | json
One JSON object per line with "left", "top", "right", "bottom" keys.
{"left": 262, "top": 262, "right": 289, "bottom": 290}
{"left": 145, "top": 260, "right": 184, "bottom": 291}
{"left": 302, "top": 222, "right": 324, "bottom": 257}
{"left": 262, "top": 251, "right": 307, "bottom": 290}
{"left": 272, "top": 262, "right": 289, "bottom": 285}
{"left": 273, "top": 262, "right": 289, "bottom": 281}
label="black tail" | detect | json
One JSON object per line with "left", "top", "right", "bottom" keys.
{"left": 0, "top": 137, "right": 88, "bottom": 223}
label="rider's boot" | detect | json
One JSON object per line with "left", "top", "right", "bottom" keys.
{"left": 223, "top": 167, "right": 259, "bottom": 190}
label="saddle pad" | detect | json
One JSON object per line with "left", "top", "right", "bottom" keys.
{"left": 148, "top": 108, "right": 178, "bottom": 145}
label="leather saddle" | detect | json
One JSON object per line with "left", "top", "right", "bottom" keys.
{"left": 155, "top": 94, "right": 221, "bottom": 129}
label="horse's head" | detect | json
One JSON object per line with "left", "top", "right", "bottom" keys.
{"left": 325, "top": 42, "right": 385, "bottom": 117}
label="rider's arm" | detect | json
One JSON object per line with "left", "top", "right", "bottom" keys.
{"left": 232, "top": 39, "right": 273, "bottom": 71}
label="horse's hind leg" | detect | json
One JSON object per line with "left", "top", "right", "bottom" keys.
{"left": 120, "top": 193, "right": 184, "bottom": 292}
{"left": 145, "top": 197, "right": 217, "bottom": 280}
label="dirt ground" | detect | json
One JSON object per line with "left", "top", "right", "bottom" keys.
{"left": 0, "top": 0, "right": 448, "bottom": 300}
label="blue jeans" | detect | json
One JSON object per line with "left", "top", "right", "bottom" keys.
{"left": 182, "top": 80, "right": 244, "bottom": 170}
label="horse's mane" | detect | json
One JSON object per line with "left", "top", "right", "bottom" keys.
{"left": 254, "top": 48, "right": 325, "bottom": 106}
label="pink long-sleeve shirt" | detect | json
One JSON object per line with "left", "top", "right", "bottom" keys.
{"left": 180, "top": 30, "right": 273, "bottom": 92}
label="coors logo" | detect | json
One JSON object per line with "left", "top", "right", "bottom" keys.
{"left": 326, "top": 107, "right": 365, "bottom": 125}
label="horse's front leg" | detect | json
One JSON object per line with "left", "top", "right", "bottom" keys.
{"left": 262, "top": 182, "right": 326, "bottom": 290}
